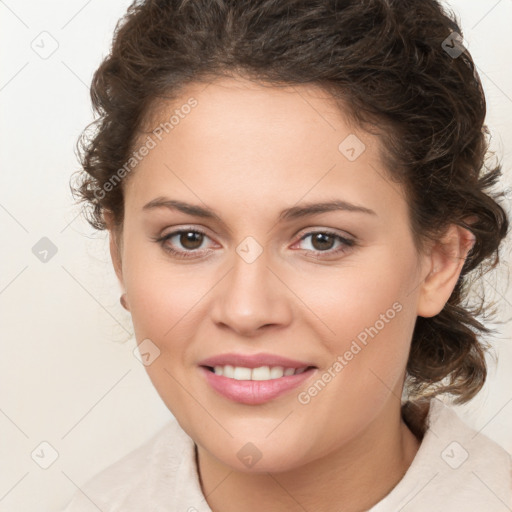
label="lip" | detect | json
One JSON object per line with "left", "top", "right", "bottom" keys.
{"left": 198, "top": 352, "right": 316, "bottom": 369}
{"left": 199, "top": 366, "right": 318, "bottom": 405}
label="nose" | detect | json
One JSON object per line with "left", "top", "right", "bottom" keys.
{"left": 210, "top": 248, "right": 293, "bottom": 337}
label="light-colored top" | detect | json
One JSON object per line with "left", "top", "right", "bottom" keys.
{"left": 60, "top": 398, "right": 512, "bottom": 511}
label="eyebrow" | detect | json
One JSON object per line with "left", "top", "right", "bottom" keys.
{"left": 142, "top": 197, "right": 377, "bottom": 223}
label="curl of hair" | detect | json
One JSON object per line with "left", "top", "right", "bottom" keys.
{"left": 72, "top": 0, "right": 509, "bottom": 412}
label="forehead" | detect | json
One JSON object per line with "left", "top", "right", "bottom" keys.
{"left": 126, "top": 76, "right": 407, "bottom": 223}
{"left": 154, "top": 76, "right": 355, "bottom": 153}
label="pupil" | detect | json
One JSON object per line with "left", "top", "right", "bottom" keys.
{"left": 181, "top": 231, "right": 203, "bottom": 250}
{"left": 312, "top": 233, "right": 334, "bottom": 251}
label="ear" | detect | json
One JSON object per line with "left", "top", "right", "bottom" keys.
{"left": 417, "top": 224, "right": 475, "bottom": 318}
{"left": 103, "top": 211, "right": 124, "bottom": 287}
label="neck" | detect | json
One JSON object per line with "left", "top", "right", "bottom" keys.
{"left": 196, "top": 399, "right": 421, "bottom": 512}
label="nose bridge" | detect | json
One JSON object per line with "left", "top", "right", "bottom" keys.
{"left": 211, "top": 237, "right": 291, "bottom": 334}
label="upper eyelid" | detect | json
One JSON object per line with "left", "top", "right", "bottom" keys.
{"left": 160, "top": 226, "right": 216, "bottom": 242}
{"left": 159, "top": 224, "right": 353, "bottom": 237}
{"left": 298, "top": 228, "right": 354, "bottom": 241}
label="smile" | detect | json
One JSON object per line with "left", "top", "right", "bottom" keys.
{"left": 199, "top": 365, "right": 317, "bottom": 405}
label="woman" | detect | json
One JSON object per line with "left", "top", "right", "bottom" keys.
{"left": 62, "top": 0, "right": 511, "bottom": 510}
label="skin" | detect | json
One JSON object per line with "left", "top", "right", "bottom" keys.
{"left": 106, "top": 76, "right": 475, "bottom": 511}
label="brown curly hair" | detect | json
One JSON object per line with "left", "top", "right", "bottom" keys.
{"left": 72, "top": 0, "right": 509, "bottom": 412}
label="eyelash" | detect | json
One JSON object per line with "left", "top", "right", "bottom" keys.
{"left": 153, "top": 227, "right": 356, "bottom": 260}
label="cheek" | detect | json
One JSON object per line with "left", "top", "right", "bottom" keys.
{"left": 296, "top": 245, "right": 419, "bottom": 344}
{"left": 292, "top": 248, "right": 419, "bottom": 401}
{"left": 121, "top": 234, "right": 205, "bottom": 339}
{"left": 122, "top": 250, "right": 208, "bottom": 413}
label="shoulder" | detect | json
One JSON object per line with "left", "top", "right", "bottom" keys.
{"left": 371, "top": 398, "right": 512, "bottom": 512}
{"left": 58, "top": 417, "right": 204, "bottom": 512}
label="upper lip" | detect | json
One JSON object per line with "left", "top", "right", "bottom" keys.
{"left": 198, "top": 352, "right": 316, "bottom": 369}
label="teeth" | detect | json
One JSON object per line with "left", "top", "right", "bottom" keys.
{"left": 252, "top": 366, "right": 272, "bottom": 380}
{"left": 223, "top": 365, "right": 235, "bottom": 378}
{"left": 212, "top": 365, "right": 309, "bottom": 380}
{"left": 233, "top": 366, "right": 251, "bottom": 380}
{"left": 269, "top": 366, "right": 284, "bottom": 379}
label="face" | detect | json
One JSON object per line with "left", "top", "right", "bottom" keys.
{"left": 114, "top": 76, "right": 431, "bottom": 472}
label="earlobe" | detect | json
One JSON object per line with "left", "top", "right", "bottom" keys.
{"left": 417, "top": 224, "right": 475, "bottom": 318}
{"left": 104, "top": 211, "right": 129, "bottom": 311}
{"left": 120, "top": 293, "right": 130, "bottom": 311}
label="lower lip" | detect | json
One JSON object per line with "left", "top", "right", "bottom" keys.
{"left": 199, "top": 366, "right": 317, "bottom": 405}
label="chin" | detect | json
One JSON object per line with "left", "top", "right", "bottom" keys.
{"left": 220, "top": 449, "right": 304, "bottom": 474}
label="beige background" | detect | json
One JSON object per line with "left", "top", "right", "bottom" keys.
{"left": 0, "top": 0, "right": 510, "bottom": 510}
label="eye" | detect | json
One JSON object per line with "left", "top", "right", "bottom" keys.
{"left": 153, "top": 227, "right": 356, "bottom": 260}
{"left": 293, "top": 230, "right": 355, "bottom": 258}
{"left": 154, "top": 228, "right": 215, "bottom": 259}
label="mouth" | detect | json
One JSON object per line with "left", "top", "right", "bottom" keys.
{"left": 199, "top": 364, "right": 318, "bottom": 405}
